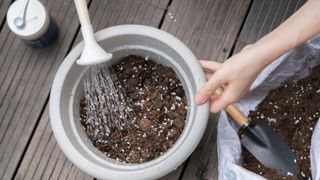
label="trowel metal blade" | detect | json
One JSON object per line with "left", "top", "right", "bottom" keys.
{"left": 241, "top": 120, "right": 298, "bottom": 175}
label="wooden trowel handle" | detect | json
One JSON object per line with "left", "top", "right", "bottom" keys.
{"left": 215, "top": 88, "right": 249, "bottom": 127}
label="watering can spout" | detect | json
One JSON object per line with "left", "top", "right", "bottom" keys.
{"left": 76, "top": 42, "right": 113, "bottom": 65}
{"left": 76, "top": 25, "right": 112, "bottom": 65}
{"left": 76, "top": 38, "right": 113, "bottom": 65}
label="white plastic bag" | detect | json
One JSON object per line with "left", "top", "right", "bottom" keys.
{"left": 217, "top": 35, "right": 320, "bottom": 180}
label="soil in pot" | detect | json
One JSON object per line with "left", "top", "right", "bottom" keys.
{"left": 80, "top": 55, "right": 188, "bottom": 163}
{"left": 242, "top": 65, "right": 320, "bottom": 179}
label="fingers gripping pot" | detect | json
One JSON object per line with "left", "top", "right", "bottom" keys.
{"left": 50, "top": 25, "right": 209, "bottom": 179}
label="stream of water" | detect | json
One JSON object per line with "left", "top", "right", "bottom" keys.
{"left": 82, "top": 64, "right": 135, "bottom": 141}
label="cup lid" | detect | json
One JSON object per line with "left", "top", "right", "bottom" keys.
{"left": 7, "top": 0, "right": 49, "bottom": 40}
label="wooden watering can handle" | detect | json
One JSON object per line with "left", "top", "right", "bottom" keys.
{"left": 215, "top": 88, "right": 249, "bottom": 127}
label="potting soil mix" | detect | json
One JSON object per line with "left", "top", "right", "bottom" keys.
{"left": 80, "top": 55, "right": 187, "bottom": 163}
{"left": 218, "top": 36, "right": 320, "bottom": 180}
{"left": 243, "top": 64, "right": 320, "bottom": 179}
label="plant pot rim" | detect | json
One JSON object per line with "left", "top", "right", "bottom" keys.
{"left": 50, "top": 24, "right": 209, "bottom": 180}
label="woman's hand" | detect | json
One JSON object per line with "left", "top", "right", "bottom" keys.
{"left": 195, "top": 45, "right": 266, "bottom": 113}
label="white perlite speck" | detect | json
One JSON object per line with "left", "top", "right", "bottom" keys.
{"left": 267, "top": 118, "right": 276, "bottom": 123}
{"left": 287, "top": 172, "right": 293, "bottom": 176}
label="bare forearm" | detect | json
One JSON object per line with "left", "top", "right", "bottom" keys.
{"left": 248, "top": 0, "right": 320, "bottom": 68}
{"left": 196, "top": 0, "right": 320, "bottom": 111}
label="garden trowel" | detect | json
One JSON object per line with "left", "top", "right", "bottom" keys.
{"left": 215, "top": 88, "right": 298, "bottom": 176}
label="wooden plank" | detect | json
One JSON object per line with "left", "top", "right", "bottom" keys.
{"left": 72, "top": 0, "right": 169, "bottom": 46}
{"left": 0, "top": 0, "right": 83, "bottom": 179}
{"left": 234, "top": 0, "right": 306, "bottom": 53}
{"left": 0, "top": 0, "right": 15, "bottom": 65}
{"left": 162, "top": 0, "right": 252, "bottom": 61}
{"left": 181, "top": 114, "right": 219, "bottom": 180}
{"left": 0, "top": 0, "right": 13, "bottom": 31}
{"left": 160, "top": 0, "right": 252, "bottom": 179}
{"left": 14, "top": 106, "right": 92, "bottom": 180}
{"left": 14, "top": 0, "right": 170, "bottom": 179}
{"left": 138, "top": 0, "right": 170, "bottom": 10}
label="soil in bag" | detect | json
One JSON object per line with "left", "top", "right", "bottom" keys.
{"left": 242, "top": 64, "right": 320, "bottom": 179}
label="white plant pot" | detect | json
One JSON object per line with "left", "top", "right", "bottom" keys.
{"left": 50, "top": 25, "right": 209, "bottom": 180}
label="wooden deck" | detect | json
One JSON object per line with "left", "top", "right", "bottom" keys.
{"left": 0, "top": 0, "right": 304, "bottom": 179}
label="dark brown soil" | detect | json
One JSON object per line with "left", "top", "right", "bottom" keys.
{"left": 80, "top": 55, "right": 188, "bottom": 163}
{"left": 242, "top": 65, "right": 320, "bottom": 179}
